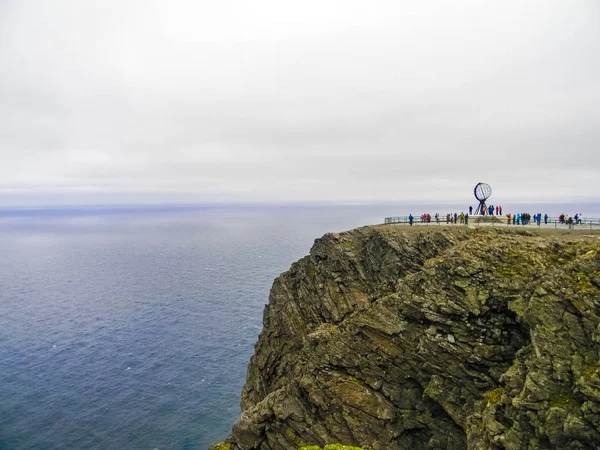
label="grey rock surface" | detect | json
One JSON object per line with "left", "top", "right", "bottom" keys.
{"left": 227, "top": 226, "right": 600, "bottom": 449}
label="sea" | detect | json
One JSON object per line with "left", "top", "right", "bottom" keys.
{"left": 1, "top": 202, "right": 599, "bottom": 450}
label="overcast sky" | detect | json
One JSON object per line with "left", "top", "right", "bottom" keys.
{"left": 1, "top": 0, "right": 599, "bottom": 206}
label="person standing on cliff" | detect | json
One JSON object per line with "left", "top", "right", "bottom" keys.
{"left": 544, "top": 213, "right": 548, "bottom": 224}
{"left": 408, "top": 214, "right": 413, "bottom": 226}
{"left": 469, "top": 205, "right": 473, "bottom": 215}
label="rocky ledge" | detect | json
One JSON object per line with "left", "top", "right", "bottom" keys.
{"left": 225, "top": 225, "right": 600, "bottom": 449}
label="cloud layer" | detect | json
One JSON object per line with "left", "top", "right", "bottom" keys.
{"left": 1, "top": 0, "right": 599, "bottom": 205}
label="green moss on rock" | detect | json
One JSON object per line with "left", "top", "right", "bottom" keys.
{"left": 483, "top": 387, "right": 504, "bottom": 405}
{"left": 582, "top": 364, "right": 599, "bottom": 380}
{"left": 299, "top": 446, "right": 366, "bottom": 450}
{"left": 208, "top": 443, "right": 230, "bottom": 450}
{"left": 574, "top": 272, "right": 597, "bottom": 292}
{"left": 495, "top": 266, "right": 515, "bottom": 278}
{"left": 549, "top": 395, "right": 580, "bottom": 413}
{"left": 341, "top": 241, "right": 355, "bottom": 251}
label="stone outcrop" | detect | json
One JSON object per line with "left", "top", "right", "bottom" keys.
{"left": 227, "top": 226, "right": 600, "bottom": 449}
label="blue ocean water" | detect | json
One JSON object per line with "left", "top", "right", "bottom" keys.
{"left": 0, "top": 204, "right": 400, "bottom": 450}
{"left": 1, "top": 202, "right": 598, "bottom": 450}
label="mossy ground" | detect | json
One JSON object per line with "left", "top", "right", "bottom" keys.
{"left": 208, "top": 443, "right": 230, "bottom": 450}
{"left": 299, "top": 445, "right": 366, "bottom": 450}
{"left": 341, "top": 240, "right": 355, "bottom": 251}
{"left": 549, "top": 395, "right": 580, "bottom": 413}
{"left": 483, "top": 387, "right": 504, "bottom": 405}
{"left": 583, "top": 364, "right": 599, "bottom": 379}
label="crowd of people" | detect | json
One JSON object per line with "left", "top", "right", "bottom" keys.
{"left": 411, "top": 213, "right": 470, "bottom": 225}
{"left": 559, "top": 213, "right": 583, "bottom": 225}
{"left": 506, "top": 213, "right": 537, "bottom": 225}
{"left": 469, "top": 204, "right": 503, "bottom": 216}
{"left": 407, "top": 210, "right": 585, "bottom": 228}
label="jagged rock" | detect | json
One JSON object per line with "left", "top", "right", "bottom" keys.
{"left": 226, "top": 226, "right": 600, "bottom": 449}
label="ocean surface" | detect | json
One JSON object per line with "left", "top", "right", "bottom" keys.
{"left": 1, "top": 202, "right": 599, "bottom": 450}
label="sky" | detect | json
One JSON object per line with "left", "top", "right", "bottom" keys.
{"left": 1, "top": 0, "right": 599, "bottom": 206}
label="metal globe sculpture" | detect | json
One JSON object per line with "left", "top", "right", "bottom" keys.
{"left": 473, "top": 182, "right": 492, "bottom": 215}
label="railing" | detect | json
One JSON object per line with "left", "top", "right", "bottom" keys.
{"left": 384, "top": 216, "right": 600, "bottom": 230}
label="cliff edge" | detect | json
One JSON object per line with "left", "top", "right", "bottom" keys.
{"left": 227, "top": 225, "right": 600, "bottom": 449}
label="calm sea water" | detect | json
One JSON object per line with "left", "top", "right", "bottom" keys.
{"left": 1, "top": 202, "right": 598, "bottom": 450}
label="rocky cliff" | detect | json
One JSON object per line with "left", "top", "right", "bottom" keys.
{"left": 226, "top": 225, "right": 600, "bottom": 449}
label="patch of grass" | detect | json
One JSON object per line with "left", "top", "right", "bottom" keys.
{"left": 299, "top": 446, "right": 367, "bottom": 450}
{"left": 583, "top": 250, "right": 597, "bottom": 259}
{"left": 324, "top": 446, "right": 366, "bottom": 450}
{"left": 341, "top": 241, "right": 355, "bottom": 251}
{"left": 572, "top": 299, "right": 586, "bottom": 313}
{"left": 574, "top": 272, "right": 597, "bottom": 292}
{"left": 583, "top": 364, "right": 599, "bottom": 380}
{"left": 575, "top": 272, "right": 590, "bottom": 283}
{"left": 209, "top": 443, "right": 230, "bottom": 450}
{"left": 495, "top": 266, "right": 516, "bottom": 278}
{"left": 550, "top": 395, "right": 580, "bottom": 413}
{"left": 483, "top": 387, "right": 504, "bottom": 405}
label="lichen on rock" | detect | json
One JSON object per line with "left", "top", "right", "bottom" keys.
{"left": 209, "top": 442, "right": 231, "bottom": 450}
{"left": 298, "top": 445, "right": 366, "bottom": 450}
{"left": 225, "top": 226, "right": 600, "bottom": 449}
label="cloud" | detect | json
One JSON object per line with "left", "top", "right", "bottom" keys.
{"left": 1, "top": 0, "right": 599, "bottom": 205}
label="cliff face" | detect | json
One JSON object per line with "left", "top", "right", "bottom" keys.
{"left": 228, "top": 226, "right": 600, "bottom": 450}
